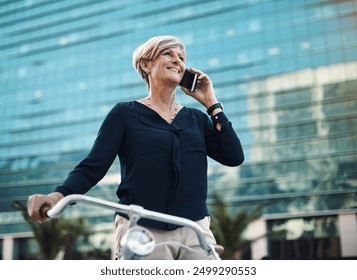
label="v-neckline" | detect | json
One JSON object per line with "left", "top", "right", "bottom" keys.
{"left": 135, "top": 100, "right": 184, "bottom": 125}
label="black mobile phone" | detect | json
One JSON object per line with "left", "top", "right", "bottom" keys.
{"left": 179, "top": 69, "right": 198, "bottom": 92}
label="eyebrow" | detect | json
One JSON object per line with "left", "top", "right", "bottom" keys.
{"left": 163, "top": 48, "right": 185, "bottom": 57}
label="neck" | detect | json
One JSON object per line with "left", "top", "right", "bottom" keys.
{"left": 147, "top": 85, "right": 177, "bottom": 111}
{"left": 144, "top": 86, "right": 180, "bottom": 123}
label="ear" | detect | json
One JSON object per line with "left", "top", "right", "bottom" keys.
{"left": 140, "top": 59, "right": 151, "bottom": 75}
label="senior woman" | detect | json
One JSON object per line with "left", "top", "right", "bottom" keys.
{"left": 27, "top": 35, "right": 244, "bottom": 260}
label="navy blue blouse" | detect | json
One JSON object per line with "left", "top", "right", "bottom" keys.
{"left": 55, "top": 101, "right": 244, "bottom": 230}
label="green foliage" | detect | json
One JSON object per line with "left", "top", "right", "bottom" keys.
{"left": 12, "top": 201, "right": 88, "bottom": 259}
{"left": 209, "top": 193, "right": 267, "bottom": 259}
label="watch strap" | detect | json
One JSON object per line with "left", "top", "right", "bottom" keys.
{"left": 206, "top": 102, "right": 223, "bottom": 115}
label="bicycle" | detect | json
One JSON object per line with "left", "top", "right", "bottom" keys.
{"left": 46, "top": 194, "right": 221, "bottom": 260}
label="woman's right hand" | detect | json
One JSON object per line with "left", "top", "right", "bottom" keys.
{"left": 27, "top": 192, "right": 64, "bottom": 222}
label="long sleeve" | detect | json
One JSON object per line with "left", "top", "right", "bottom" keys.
{"left": 55, "top": 104, "right": 125, "bottom": 196}
{"left": 205, "top": 111, "right": 244, "bottom": 167}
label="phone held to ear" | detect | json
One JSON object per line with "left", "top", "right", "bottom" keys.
{"left": 179, "top": 69, "right": 198, "bottom": 92}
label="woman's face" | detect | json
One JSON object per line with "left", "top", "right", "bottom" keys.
{"left": 147, "top": 46, "right": 186, "bottom": 87}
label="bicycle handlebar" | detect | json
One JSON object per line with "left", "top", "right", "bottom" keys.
{"left": 47, "top": 194, "right": 215, "bottom": 254}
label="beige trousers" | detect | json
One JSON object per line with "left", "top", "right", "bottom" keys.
{"left": 115, "top": 215, "right": 217, "bottom": 260}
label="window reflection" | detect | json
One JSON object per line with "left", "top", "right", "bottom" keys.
{"left": 268, "top": 216, "right": 340, "bottom": 259}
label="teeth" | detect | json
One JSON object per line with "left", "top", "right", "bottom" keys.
{"left": 168, "top": 68, "right": 178, "bottom": 73}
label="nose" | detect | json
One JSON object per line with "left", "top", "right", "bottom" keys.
{"left": 173, "top": 52, "right": 185, "bottom": 65}
{"left": 171, "top": 54, "right": 180, "bottom": 64}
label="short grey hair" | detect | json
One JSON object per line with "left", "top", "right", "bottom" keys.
{"left": 132, "top": 35, "right": 185, "bottom": 88}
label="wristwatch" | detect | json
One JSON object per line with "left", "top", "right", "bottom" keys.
{"left": 206, "top": 102, "right": 224, "bottom": 115}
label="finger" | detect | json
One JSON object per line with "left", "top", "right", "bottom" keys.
{"left": 27, "top": 195, "right": 38, "bottom": 217}
{"left": 30, "top": 208, "right": 43, "bottom": 222}
{"left": 188, "top": 68, "right": 208, "bottom": 82}
{"left": 189, "top": 67, "right": 203, "bottom": 75}
{"left": 34, "top": 204, "right": 50, "bottom": 222}
{"left": 27, "top": 194, "right": 50, "bottom": 222}
{"left": 197, "top": 73, "right": 209, "bottom": 82}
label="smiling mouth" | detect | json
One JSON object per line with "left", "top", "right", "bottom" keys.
{"left": 167, "top": 68, "right": 179, "bottom": 73}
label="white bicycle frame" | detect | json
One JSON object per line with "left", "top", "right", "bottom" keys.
{"left": 46, "top": 194, "right": 220, "bottom": 260}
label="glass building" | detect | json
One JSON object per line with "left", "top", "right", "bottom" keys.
{"left": 1, "top": 0, "right": 356, "bottom": 259}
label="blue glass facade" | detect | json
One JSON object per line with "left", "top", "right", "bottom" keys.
{"left": 1, "top": 0, "right": 356, "bottom": 259}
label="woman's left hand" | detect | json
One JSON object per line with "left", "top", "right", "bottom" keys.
{"left": 180, "top": 67, "right": 219, "bottom": 109}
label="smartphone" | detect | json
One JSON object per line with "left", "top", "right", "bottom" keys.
{"left": 179, "top": 69, "right": 198, "bottom": 92}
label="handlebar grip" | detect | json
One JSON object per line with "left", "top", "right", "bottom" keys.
{"left": 40, "top": 205, "right": 52, "bottom": 219}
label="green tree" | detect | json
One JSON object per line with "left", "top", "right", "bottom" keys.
{"left": 12, "top": 201, "right": 88, "bottom": 260}
{"left": 209, "top": 194, "right": 270, "bottom": 260}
